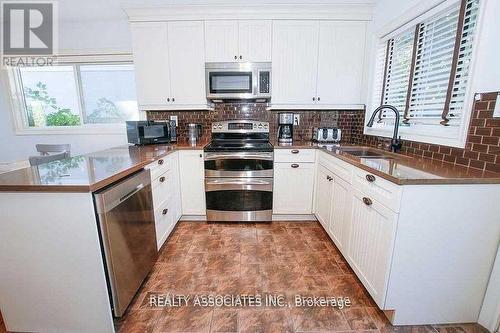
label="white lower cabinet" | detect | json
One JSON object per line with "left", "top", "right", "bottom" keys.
{"left": 329, "top": 175, "right": 351, "bottom": 252}
{"left": 346, "top": 187, "right": 398, "bottom": 308}
{"left": 146, "top": 152, "right": 182, "bottom": 250}
{"left": 314, "top": 165, "right": 334, "bottom": 227}
{"left": 273, "top": 162, "right": 315, "bottom": 214}
{"left": 178, "top": 150, "right": 206, "bottom": 215}
{"left": 315, "top": 151, "right": 398, "bottom": 308}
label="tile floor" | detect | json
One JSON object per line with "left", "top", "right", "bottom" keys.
{"left": 114, "top": 221, "right": 488, "bottom": 333}
{"left": 0, "top": 221, "right": 488, "bottom": 333}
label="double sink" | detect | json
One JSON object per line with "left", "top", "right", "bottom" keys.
{"left": 322, "top": 146, "right": 396, "bottom": 160}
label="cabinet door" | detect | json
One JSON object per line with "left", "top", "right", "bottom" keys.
{"left": 328, "top": 175, "right": 351, "bottom": 252}
{"left": 273, "top": 162, "right": 315, "bottom": 214}
{"left": 205, "top": 21, "right": 239, "bottom": 62}
{"left": 316, "top": 21, "right": 366, "bottom": 105}
{"left": 314, "top": 165, "right": 334, "bottom": 228}
{"left": 272, "top": 21, "right": 319, "bottom": 105}
{"left": 130, "top": 22, "right": 171, "bottom": 107}
{"left": 167, "top": 21, "right": 206, "bottom": 106}
{"left": 347, "top": 188, "right": 398, "bottom": 308}
{"left": 238, "top": 20, "right": 272, "bottom": 62}
{"left": 178, "top": 150, "right": 206, "bottom": 215}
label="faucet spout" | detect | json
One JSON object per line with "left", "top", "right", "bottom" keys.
{"left": 366, "top": 105, "right": 402, "bottom": 153}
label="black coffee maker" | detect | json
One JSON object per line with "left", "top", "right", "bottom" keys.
{"left": 277, "top": 112, "right": 294, "bottom": 143}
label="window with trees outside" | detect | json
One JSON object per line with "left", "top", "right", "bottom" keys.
{"left": 8, "top": 60, "right": 140, "bottom": 133}
{"left": 367, "top": 0, "right": 481, "bottom": 147}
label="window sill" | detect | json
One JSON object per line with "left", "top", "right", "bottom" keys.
{"left": 14, "top": 124, "right": 127, "bottom": 136}
{"left": 363, "top": 126, "right": 466, "bottom": 148}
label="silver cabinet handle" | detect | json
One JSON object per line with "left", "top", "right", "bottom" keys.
{"left": 158, "top": 159, "right": 164, "bottom": 165}
{"left": 366, "top": 174, "right": 376, "bottom": 182}
{"left": 326, "top": 175, "right": 332, "bottom": 181}
{"left": 167, "top": 98, "right": 170, "bottom": 102}
{"left": 162, "top": 208, "right": 168, "bottom": 215}
{"left": 291, "top": 164, "right": 299, "bottom": 168}
{"left": 312, "top": 97, "right": 316, "bottom": 101}
{"left": 172, "top": 98, "right": 175, "bottom": 102}
{"left": 317, "top": 97, "right": 321, "bottom": 101}
{"left": 234, "top": 55, "right": 237, "bottom": 60}
{"left": 291, "top": 150, "right": 299, "bottom": 154}
{"left": 362, "top": 197, "right": 373, "bottom": 206}
{"left": 239, "top": 55, "right": 243, "bottom": 59}
{"left": 159, "top": 176, "right": 165, "bottom": 183}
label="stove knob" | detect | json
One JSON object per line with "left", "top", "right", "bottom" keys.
{"left": 258, "top": 124, "right": 263, "bottom": 129}
{"left": 218, "top": 124, "right": 223, "bottom": 129}
{"left": 264, "top": 123, "right": 268, "bottom": 128}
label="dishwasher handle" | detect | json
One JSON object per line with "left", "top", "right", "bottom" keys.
{"left": 119, "top": 184, "right": 145, "bottom": 203}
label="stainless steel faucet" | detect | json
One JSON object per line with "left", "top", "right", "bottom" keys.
{"left": 366, "top": 105, "right": 402, "bottom": 153}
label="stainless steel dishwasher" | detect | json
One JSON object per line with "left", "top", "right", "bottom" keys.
{"left": 94, "top": 169, "right": 157, "bottom": 317}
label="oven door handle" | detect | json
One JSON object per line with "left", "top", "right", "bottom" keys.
{"left": 204, "top": 153, "right": 273, "bottom": 161}
{"left": 205, "top": 178, "right": 273, "bottom": 192}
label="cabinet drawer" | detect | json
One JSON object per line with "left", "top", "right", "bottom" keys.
{"left": 146, "top": 155, "right": 173, "bottom": 180}
{"left": 154, "top": 199, "right": 174, "bottom": 250}
{"left": 152, "top": 170, "right": 174, "bottom": 210}
{"left": 352, "top": 168, "right": 402, "bottom": 212}
{"left": 318, "top": 151, "right": 352, "bottom": 183}
{"left": 274, "top": 149, "right": 315, "bottom": 162}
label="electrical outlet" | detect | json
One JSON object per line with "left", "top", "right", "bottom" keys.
{"left": 170, "top": 115, "right": 178, "bottom": 126}
{"left": 293, "top": 114, "right": 300, "bottom": 126}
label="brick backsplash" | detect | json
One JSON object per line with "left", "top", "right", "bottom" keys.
{"left": 147, "top": 103, "right": 362, "bottom": 143}
{"left": 350, "top": 92, "right": 500, "bottom": 173}
{"left": 147, "top": 92, "right": 500, "bottom": 173}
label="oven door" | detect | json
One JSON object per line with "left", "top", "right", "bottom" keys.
{"left": 204, "top": 151, "right": 273, "bottom": 178}
{"left": 205, "top": 178, "right": 273, "bottom": 222}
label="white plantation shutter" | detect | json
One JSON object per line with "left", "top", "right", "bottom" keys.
{"left": 381, "top": 30, "right": 415, "bottom": 120}
{"left": 372, "top": 0, "right": 480, "bottom": 131}
{"left": 371, "top": 41, "right": 388, "bottom": 110}
{"left": 446, "top": 0, "right": 480, "bottom": 125}
{"left": 408, "top": 6, "right": 460, "bottom": 124}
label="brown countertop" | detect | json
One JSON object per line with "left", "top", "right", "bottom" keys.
{"left": 0, "top": 139, "right": 209, "bottom": 193}
{"left": 272, "top": 140, "right": 500, "bottom": 185}
{"left": 1, "top": 138, "right": 499, "bottom": 192}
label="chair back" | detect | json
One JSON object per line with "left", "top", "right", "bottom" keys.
{"left": 29, "top": 151, "right": 70, "bottom": 166}
{"left": 36, "top": 144, "right": 71, "bottom": 156}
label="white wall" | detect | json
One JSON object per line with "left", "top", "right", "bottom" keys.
{"left": 0, "top": 14, "right": 132, "bottom": 164}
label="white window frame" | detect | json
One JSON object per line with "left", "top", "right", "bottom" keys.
{"left": 6, "top": 53, "right": 145, "bottom": 135}
{"left": 365, "top": 0, "right": 487, "bottom": 148}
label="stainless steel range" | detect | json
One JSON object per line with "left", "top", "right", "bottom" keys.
{"left": 204, "top": 120, "right": 273, "bottom": 222}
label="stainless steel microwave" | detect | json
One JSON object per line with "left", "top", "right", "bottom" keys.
{"left": 205, "top": 62, "right": 271, "bottom": 101}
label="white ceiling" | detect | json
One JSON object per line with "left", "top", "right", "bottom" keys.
{"left": 59, "top": 0, "right": 377, "bottom": 22}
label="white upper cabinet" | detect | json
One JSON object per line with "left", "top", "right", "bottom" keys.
{"left": 316, "top": 21, "right": 366, "bottom": 106}
{"left": 272, "top": 21, "right": 319, "bottom": 105}
{"left": 205, "top": 20, "right": 272, "bottom": 62}
{"left": 131, "top": 22, "right": 170, "bottom": 107}
{"left": 205, "top": 21, "right": 239, "bottom": 62}
{"left": 238, "top": 20, "right": 272, "bottom": 62}
{"left": 168, "top": 21, "right": 206, "bottom": 106}
{"left": 271, "top": 20, "right": 367, "bottom": 109}
{"left": 131, "top": 21, "right": 208, "bottom": 110}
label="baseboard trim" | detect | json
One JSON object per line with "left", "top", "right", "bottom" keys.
{"left": 180, "top": 215, "right": 207, "bottom": 221}
{"left": 180, "top": 214, "right": 318, "bottom": 222}
{"left": 272, "top": 214, "right": 317, "bottom": 221}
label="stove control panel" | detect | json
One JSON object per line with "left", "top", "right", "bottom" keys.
{"left": 211, "top": 120, "right": 269, "bottom": 133}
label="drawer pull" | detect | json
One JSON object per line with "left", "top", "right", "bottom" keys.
{"left": 365, "top": 174, "right": 376, "bottom": 182}
{"left": 158, "top": 159, "right": 164, "bottom": 165}
{"left": 291, "top": 150, "right": 299, "bottom": 154}
{"left": 159, "top": 176, "right": 166, "bottom": 183}
{"left": 362, "top": 197, "right": 372, "bottom": 206}
{"left": 162, "top": 208, "right": 168, "bottom": 215}
{"left": 326, "top": 175, "right": 333, "bottom": 181}
{"left": 291, "top": 164, "right": 299, "bottom": 168}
